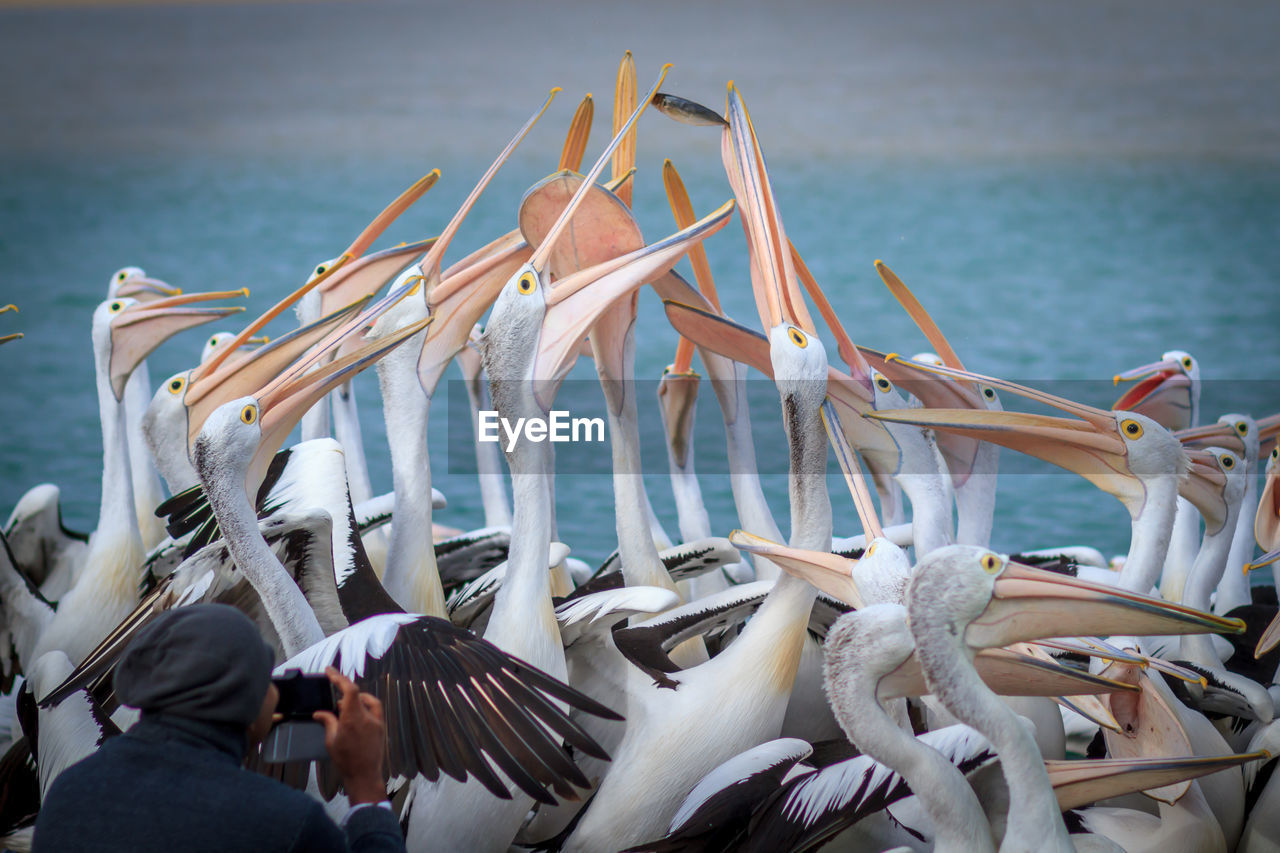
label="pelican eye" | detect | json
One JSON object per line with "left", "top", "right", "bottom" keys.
{"left": 980, "top": 553, "right": 1003, "bottom": 574}
{"left": 168, "top": 377, "right": 185, "bottom": 394}
{"left": 1181, "top": 356, "right": 1194, "bottom": 370}
{"left": 240, "top": 404, "right": 257, "bottom": 425}
{"left": 1236, "top": 422, "right": 1249, "bottom": 437}
{"left": 1120, "top": 418, "right": 1144, "bottom": 439}
{"left": 315, "top": 264, "right": 327, "bottom": 276}
{"left": 1221, "top": 454, "right": 1235, "bottom": 470}
{"left": 787, "top": 327, "right": 808, "bottom": 348}
{"left": 865, "top": 542, "right": 877, "bottom": 557}
{"left": 108, "top": 301, "right": 123, "bottom": 313}
{"left": 982, "top": 386, "right": 996, "bottom": 400}
{"left": 874, "top": 373, "right": 892, "bottom": 392}
{"left": 1273, "top": 447, "right": 1279, "bottom": 461}
{"left": 516, "top": 271, "right": 537, "bottom": 295}
{"left": 116, "top": 271, "right": 127, "bottom": 281}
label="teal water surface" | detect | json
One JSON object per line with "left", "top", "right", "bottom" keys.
{"left": 2, "top": 1, "right": 1278, "bottom": 566}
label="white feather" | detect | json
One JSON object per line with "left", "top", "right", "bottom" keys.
{"left": 671, "top": 737, "right": 813, "bottom": 829}
{"left": 277, "top": 613, "right": 419, "bottom": 678}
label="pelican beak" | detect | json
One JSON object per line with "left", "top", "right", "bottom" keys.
{"left": 1048, "top": 751, "right": 1268, "bottom": 811}
{"left": 114, "top": 276, "right": 182, "bottom": 301}
{"left": 879, "top": 647, "right": 1138, "bottom": 702}
{"left": 872, "top": 405, "right": 1144, "bottom": 508}
{"left": 1253, "top": 456, "right": 1280, "bottom": 562}
{"left": 658, "top": 366, "right": 700, "bottom": 470}
{"left": 1097, "top": 661, "right": 1199, "bottom": 802}
{"left": 243, "top": 316, "right": 430, "bottom": 496}
{"left": 318, "top": 235, "right": 439, "bottom": 317}
{"left": 109, "top": 289, "right": 248, "bottom": 400}
{"left": 184, "top": 297, "right": 371, "bottom": 450}
{"left": 729, "top": 529, "right": 865, "bottom": 608}
{"left": 1112, "top": 358, "right": 1191, "bottom": 425}
{"left": 1180, "top": 449, "right": 1231, "bottom": 534}
{"left": 663, "top": 301, "right": 773, "bottom": 375}
{"left": 721, "top": 83, "right": 814, "bottom": 335}
{"left": 966, "top": 560, "right": 1245, "bottom": 648}
{"left": 532, "top": 200, "right": 735, "bottom": 407}
{"left": 1176, "top": 421, "right": 1247, "bottom": 456}
{"left": 416, "top": 231, "right": 531, "bottom": 395}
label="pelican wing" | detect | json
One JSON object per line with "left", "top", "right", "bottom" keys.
{"left": 612, "top": 581, "right": 773, "bottom": 688}
{"left": 623, "top": 738, "right": 813, "bottom": 852}
{"left": 277, "top": 613, "right": 623, "bottom": 804}
{"left": 741, "top": 725, "right": 994, "bottom": 853}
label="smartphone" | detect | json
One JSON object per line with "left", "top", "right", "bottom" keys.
{"left": 272, "top": 670, "right": 336, "bottom": 719}
{"left": 260, "top": 670, "right": 336, "bottom": 763}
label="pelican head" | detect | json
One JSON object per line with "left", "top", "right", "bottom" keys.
{"left": 94, "top": 289, "right": 247, "bottom": 401}
{"left": 906, "top": 545, "right": 1244, "bottom": 651}
{"left": 108, "top": 266, "right": 182, "bottom": 301}
{"left": 1112, "top": 349, "right": 1200, "bottom": 431}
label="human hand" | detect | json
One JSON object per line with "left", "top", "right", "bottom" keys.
{"left": 314, "top": 667, "right": 389, "bottom": 805}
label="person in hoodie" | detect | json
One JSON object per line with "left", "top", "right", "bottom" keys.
{"left": 34, "top": 604, "right": 405, "bottom": 853}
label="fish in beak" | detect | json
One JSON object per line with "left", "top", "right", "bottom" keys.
{"left": 108, "top": 289, "right": 248, "bottom": 400}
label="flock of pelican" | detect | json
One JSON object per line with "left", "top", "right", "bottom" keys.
{"left": 3, "top": 55, "right": 1280, "bottom": 852}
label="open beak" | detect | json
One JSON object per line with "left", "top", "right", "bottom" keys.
{"left": 318, "top": 235, "right": 438, "bottom": 317}
{"left": 1180, "top": 449, "right": 1231, "bottom": 534}
{"left": 1112, "top": 358, "right": 1192, "bottom": 429}
{"left": 194, "top": 171, "right": 439, "bottom": 383}
{"left": 416, "top": 231, "right": 531, "bottom": 394}
{"left": 240, "top": 316, "right": 431, "bottom": 497}
{"left": 870, "top": 370, "right": 1150, "bottom": 510}
{"left": 658, "top": 366, "right": 700, "bottom": 470}
{"left": 721, "top": 83, "right": 813, "bottom": 335}
{"left": 109, "top": 289, "right": 248, "bottom": 399}
{"left": 115, "top": 276, "right": 182, "bottom": 301}
{"left": 1048, "top": 750, "right": 1268, "bottom": 811}
{"left": 184, "top": 297, "right": 371, "bottom": 450}
{"left": 730, "top": 529, "right": 865, "bottom": 608}
{"left": 531, "top": 199, "right": 734, "bottom": 408}
{"left": 966, "top": 560, "right": 1245, "bottom": 648}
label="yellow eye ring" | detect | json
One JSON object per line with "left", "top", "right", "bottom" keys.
{"left": 116, "top": 271, "right": 127, "bottom": 281}
{"left": 1236, "top": 422, "right": 1249, "bottom": 437}
{"left": 980, "top": 553, "right": 1003, "bottom": 574}
{"left": 1120, "top": 418, "right": 1144, "bottom": 439}
{"left": 1181, "top": 356, "right": 1194, "bottom": 370}
{"left": 517, "top": 271, "right": 537, "bottom": 295}
{"left": 168, "top": 377, "right": 185, "bottom": 395}
{"left": 108, "top": 301, "right": 123, "bottom": 313}
{"left": 240, "top": 404, "right": 257, "bottom": 425}
{"left": 874, "top": 373, "right": 892, "bottom": 392}
{"left": 982, "top": 387, "right": 996, "bottom": 400}
{"left": 314, "top": 264, "right": 327, "bottom": 276}
{"left": 1221, "top": 454, "right": 1235, "bottom": 470}
{"left": 788, "top": 327, "right": 808, "bottom": 348}
{"left": 1272, "top": 447, "right": 1279, "bottom": 460}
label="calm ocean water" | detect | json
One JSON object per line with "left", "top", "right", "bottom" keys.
{"left": 2, "top": 1, "right": 1278, "bottom": 565}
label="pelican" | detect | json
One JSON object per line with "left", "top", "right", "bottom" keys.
{"left": 907, "top": 546, "right": 1248, "bottom": 852}
{"left": 407, "top": 67, "right": 734, "bottom": 852}
{"left": 18, "top": 290, "right": 245, "bottom": 670}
